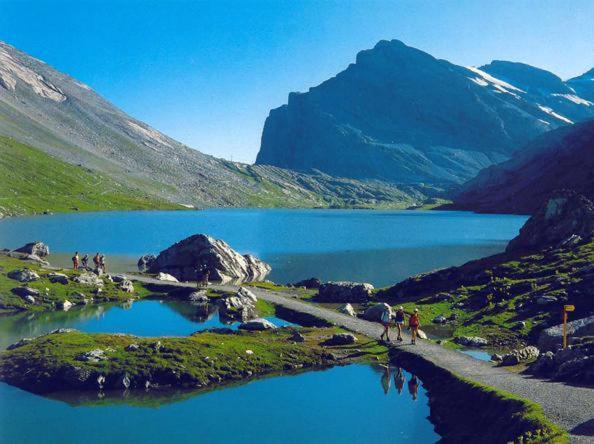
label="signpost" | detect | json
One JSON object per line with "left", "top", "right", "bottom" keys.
{"left": 563, "top": 305, "right": 575, "bottom": 349}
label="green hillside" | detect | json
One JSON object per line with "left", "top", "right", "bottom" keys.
{"left": 0, "top": 136, "right": 181, "bottom": 217}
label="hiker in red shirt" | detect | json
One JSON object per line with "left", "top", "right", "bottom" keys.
{"left": 409, "top": 308, "right": 420, "bottom": 345}
{"left": 72, "top": 252, "right": 79, "bottom": 270}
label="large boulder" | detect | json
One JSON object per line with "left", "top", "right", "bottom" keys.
{"left": 137, "top": 254, "right": 156, "bottom": 272}
{"left": 338, "top": 303, "right": 357, "bottom": 317}
{"left": 317, "top": 281, "right": 374, "bottom": 302}
{"left": 324, "top": 333, "right": 357, "bottom": 346}
{"left": 148, "top": 234, "right": 271, "bottom": 283}
{"left": 47, "top": 272, "right": 68, "bottom": 284}
{"left": 507, "top": 190, "right": 594, "bottom": 252}
{"left": 156, "top": 272, "right": 179, "bottom": 282}
{"left": 73, "top": 272, "right": 104, "bottom": 287}
{"left": 238, "top": 318, "right": 277, "bottom": 331}
{"left": 500, "top": 346, "right": 540, "bottom": 366}
{"left": 538, "top": 315, "right": 594, "bottom": 352}
{"left": 454, "top": 336, "right": 489, "bottom": 347}
{"left": 362, "top": 303, "right": 393, "bottom": 322}
{"left": 292, "top": 277, "right": 322, "bottom": 289}
{"left": 14, "top": 241, "right": 49, "bottom": 257}
{"left": 7, "top": 268, "right": 40, "bottom": 282}
{"left": 11, "top": 286, "right": 40, "bottom": 298}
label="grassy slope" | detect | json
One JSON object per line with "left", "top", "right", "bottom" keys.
{"left": 377, "top": 237, "right": 594, "bottom": 347}
{"left": 0, "top": 253, "right": 162, "bottom": 314}
{"left": 0, "top": 136, "right": 181, "bottom": 217}
{"left": 0, "top": 328, "right": 387, "bottom": 394}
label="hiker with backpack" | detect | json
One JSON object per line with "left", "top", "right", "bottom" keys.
{"left": 81, "top": 254, "right": 89, "bottom": 269}
{"left": 409, "top": 308, "right": 421, "bottom": 345}
{"left": 379, "top": 306, "right": 392, "bottom": 342}
{"left": 394, "top": 306, "right": 405, "bottom": 342}
{"left": 72, "top": 252, "right": 79, "bottom": 270}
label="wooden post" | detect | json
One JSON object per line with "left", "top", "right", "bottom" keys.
{"left": 562, "top": 309, "right": 568, "bottom": 350}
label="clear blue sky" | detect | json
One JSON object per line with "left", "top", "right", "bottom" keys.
{"left": 1, "top": 0, "right": 593, "bottom": 163}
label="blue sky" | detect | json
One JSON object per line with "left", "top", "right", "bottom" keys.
{"left": 1, "top": 0, "right": 593, "bottom": 163}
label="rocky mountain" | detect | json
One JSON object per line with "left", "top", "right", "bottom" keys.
{"left": 256, "top": 40, "right": 594, "bottom": 186}
{"left": 567, "top": 68, "right": 594, "bottom": 102}
{"left": 453, "top": 119, "right": 594, "bottom": 214}
{"left": 0, "top": 41, "right": 424, "bottom": 211}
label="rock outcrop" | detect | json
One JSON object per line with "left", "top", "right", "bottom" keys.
{"left": 500, "top": 346, "right": 540, "bottom": 366}
{"left": 506, "top": 190, "right": 594, "bottom": 252}
{"left": 7, "top": 268, "right": 39, "bottom": 282}
{"left": 317, "top": 281, "right": 374, "bottom": 303}
{"left": 538, "top": 315, "right": 594, "bottom": 352}
{"left": 13, "top": 241, "right": 49, "bottom": 257}
{"left": 148, "top": 234, "right": 271, "bottom": 283}
{"left": 137, "top": 254, "right": 156, "bottom": 272}
{"left": 238, "top": 318, "right": 277, "bottom": 331}
{"left": 217, "top": 287, "right": 258, "bottom": 322}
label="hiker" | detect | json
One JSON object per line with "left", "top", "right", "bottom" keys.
{"left": 408, "top": 374, "right": 419, "bottom": 401}
{"left": 93, "top": 253, "right": 101, "bottom": 271}
{"left": 72, "top": 252, "right": 79, "bottom": 270}
{"left": 409, "top": 308, "right": 420, "bottom": 344}
{"left": 81, "top": 254, "right": 89, "bottom": 269}
{"left": 202, "top": 269, "right": 210, "bottom": 287}
{"left": 394, "top": 306, "right": 405, "bottom": 342}
{"left": 379, "top": 306, "right": 392, "bottom": 342}
{"left": 99, "top": 254, "right": 107, "bottom": 273}
{"left": 394, "top": 367, "right": 405, "bottom": 394}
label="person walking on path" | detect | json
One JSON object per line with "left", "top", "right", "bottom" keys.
{"left": 409, "top": 308, "right": 420, "bottom": 345}
{"left": 394, "top": 306, "right": 405, "bottom": 342}
{"left": 72, "top": 252, "right": 79, "bottom": 270}
{"left": 81, "top": 254, "right": 89, "bottom": 269}
{"left": 93, "top": 253, "right": 100, "bottom": 272}
{"left": 379, "top": 306, "right": 392, "bottom": 342}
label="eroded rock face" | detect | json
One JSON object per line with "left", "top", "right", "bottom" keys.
{"left": 137, "top": 254, "right": 156, "bottom": 272}
{"left": 148, "top": 234, "right": 271, "bottom": 283}
{"left": 507, "top": 190, "right": 594, "bottom": 252}
{"left": 317, "top": 282, "right": 374, "bottom": 303}
{"left": 14, "top": 241, "right": 49, "bottom": 257}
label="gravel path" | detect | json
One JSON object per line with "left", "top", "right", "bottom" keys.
{"left": 130, "top": 276, "right": 594, "bottom": 442}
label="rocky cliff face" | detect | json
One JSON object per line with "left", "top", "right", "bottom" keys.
{"left": 148, "top": 234, "right": 271, "bottom": 283}
{"left": 567, "top": 68, "right": 594, "bottom": 102}
{"left": 256, "top": 40, "right": 594, "bottom": 186}
{"left": 453, "top": 119, "right": 594, "bottom": 214}
{"left": 506, "top": 190, "right": 594, "bottom": 252}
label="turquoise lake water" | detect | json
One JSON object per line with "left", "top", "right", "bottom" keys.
{"left": 0, "top": 209, "right": 527, "bottom": 286}
{"left": 0, "top": 209, "right": 527, "bottom": 443}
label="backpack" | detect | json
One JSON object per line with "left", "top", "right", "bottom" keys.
{"left": 381, "top": 310, "right": 391, "bottom": 323}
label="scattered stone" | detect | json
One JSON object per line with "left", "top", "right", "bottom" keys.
{"left": 187, "top": 290, "right": 209, "bottom": 303}
{"left": 245, "top": 349, "right": 254, "bottom": 355}
{"left": 137, "top": 254, "right": 157, "bottom": 272}
{"left": 119, "top": 279, "right": 134, "bottom": 293}
{"left": 24, "top": 295, "right": 35, "bottom": 303}
{"left": 11, "top": 286, "right": 40, "bottom": 298}
{"left": 338, "top": 303, "right": 356, "bottom": 317}
{"left": 291, "top": 277, "right": 321, "bottom": 289}
{"left": 416, "top": 329, "right": 428, "bottom": 340}
{"left": 491, "top": 354, "right": 503, "bottom": 362}
{"left": 7, "top": 338, "right": 33, "bottom": 350}
{"left": 288, "top": 331, "right": 305, "bottom": 343}
{"left": 324, "top": 333, "right": 357, "bottom": 346}
{"left": 49, "top": 328, "right": 77, "bottom": 334}
{"left": 14, "top": 241, "right": 49, "bottom": 257}
{"left": 47, "top": 272, "right": 68, "bottom": 284}
{"left": 77, "top": 349, "right": 107, "bottom": 363}
{"left": 500, "top": 346, "right": 540, "bottom": 366}
{"left": 317, "top": 281, "right": 374, "bottom": 302}
{"left": 73, "top": 272, "right": 104, "bottom": 287}
{"left": 433, "top": 292, "right": 454, "bottom": 302}
{"left": 8, "top": 268, "right": 40, "bottom": 282}
{"left": 433, "top": 315, "right": 447, "bottom": 324}
{"left": 238, "top": 318, "right": 277, "bottom": 331}
{"left": 109, "top": 274, "right": 127, "bottom": 283}
{"left": 57, "top": 300, "right": 73, "bottom": 311}
{"left": 151, "top": 341, "right": 162, "bottom": 352}
{"left": 362, "top": 303, "right": 393, "bottom": 322}
{"left": 148, "top": 234, "right": 271, "bottom": 283}
{"left": 125, "top": 344, "right": 140, "bottom": 351}
{"left": 156, "top": 272, "right": 179, "bottom": 282}
{"left": 536, "top": 295, "right": 558, "bottom": 305}
{"left": 454, "top": 336, "right": 488, "bottom": 347}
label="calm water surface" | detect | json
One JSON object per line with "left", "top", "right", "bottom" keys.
{"left": 0, "top": 209, "right": 526, "bottom": 286}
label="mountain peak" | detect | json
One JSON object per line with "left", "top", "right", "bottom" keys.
{"left": 480, "top": 60, "right": 570, "bottom": 95}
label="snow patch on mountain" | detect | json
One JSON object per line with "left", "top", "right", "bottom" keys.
{"left": 466, "top": 66, "right": 525, "bottom": 98}
{"left": 537, "top": 105, "right": 573, "bottom": 124}
{"left": 551, "top": 93, "right": 592, "bottom": 106}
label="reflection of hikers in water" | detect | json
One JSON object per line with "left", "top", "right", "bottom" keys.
{"left": 408, "top": 374, "right": 419, "bottom": 401}
{"left": 72, "top": 252, "right": 79, "bottom": 270}
{"left": 394, "top": 367, "right": 405, "bottom": 394}
{"left": 81, "top": 254, "right": 89, "bottom": 269}
{"left": 380, "top": 365, "right": 391, "bottom": 395}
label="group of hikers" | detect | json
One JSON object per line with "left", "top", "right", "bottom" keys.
{"left": 72, "top": 252, "right": 107, "bottom": 273}
{"left": 379, "top": 305, "right": 421, "bottom": 345}
{"left": 381, "top": 366, "right": 419, "bottom": 400}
